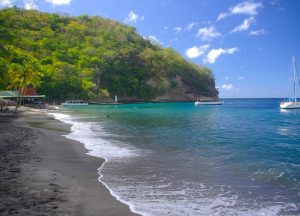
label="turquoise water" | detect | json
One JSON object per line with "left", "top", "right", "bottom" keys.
{"left": 52, "top": 99, "right": 300, "bottom": 215}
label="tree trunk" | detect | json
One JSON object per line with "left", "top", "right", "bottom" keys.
{"left": 20, "top": 85, "right": 28, "bottom": 106}
{"left": 14, "top": 92, "right": 20, "bottom": 113}
{"left": 14, "top": 80, "right": 26, "bottom": 113}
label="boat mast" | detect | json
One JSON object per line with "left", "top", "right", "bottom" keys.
{"left": 292, "top": 56, "right": 297, "bottom": 102}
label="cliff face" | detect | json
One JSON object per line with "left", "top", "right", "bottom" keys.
{"left": 153, "top": 75, "right": 218, "bottom": 102}
{"left": 116, "top": 77, "right": 218, "bottom": 103}
{"left": 0, "top": 8, "right": 218, "bottom": 102}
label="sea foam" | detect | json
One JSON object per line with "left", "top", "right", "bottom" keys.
{"left": 49, "top": 112, "right": 137, "bottom": 160}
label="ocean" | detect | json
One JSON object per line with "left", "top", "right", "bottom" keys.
{"left": 49, "top": 99, "right": 300, "bottom": 216}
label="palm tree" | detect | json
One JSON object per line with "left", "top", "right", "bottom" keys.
{"left": 9, "top": 59, "right": 42, "bottom": 113}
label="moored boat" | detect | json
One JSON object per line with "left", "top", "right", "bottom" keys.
{"left": 195, "top": 97, "right": 223, "bottom": 106}
{"left": 280, "top": 56, "right": 300, "bottom": 109}
{"left": 280, "top": 99, "right": 300, "bottom": 109}
{"left": 61, "top": 100, "right": 88, "bottom": 106}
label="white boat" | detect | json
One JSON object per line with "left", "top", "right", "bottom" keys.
{"left": 195, "top": 98, "right": 223, "bottom": 106}
{"left": 61, "top": 100, "right": 88, "bottom": 106}
{"left": 280, "top": 56, "right": 300, "bottom": 109}
{"left": 47, "top": 105, "right": 59, "bottom": 110}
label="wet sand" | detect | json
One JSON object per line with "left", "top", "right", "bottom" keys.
{"left": 0, "top": 107, "right": 139, "bottom": 216}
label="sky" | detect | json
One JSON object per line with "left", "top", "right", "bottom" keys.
{"left": 1, "top": 0, "right": 300, "bottom": 98}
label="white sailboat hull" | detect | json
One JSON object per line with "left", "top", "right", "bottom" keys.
{"left": 280, "top": 101, "right": 300, "bottom": 109}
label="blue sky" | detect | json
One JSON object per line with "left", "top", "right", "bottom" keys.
{"left": 1, "top": 0, "right": 300, "bottom": 98}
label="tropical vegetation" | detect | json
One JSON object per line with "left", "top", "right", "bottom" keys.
{"left": 0, "top": 7, "right": 218, "bottom": 102}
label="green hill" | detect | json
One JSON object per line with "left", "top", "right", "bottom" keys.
{"left": 0, "top": 7, "right": 218, "bottom": 102}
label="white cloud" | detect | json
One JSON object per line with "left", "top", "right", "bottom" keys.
{"left": 270, "top": 0, "right": 285, "bottom": 11}
{"left": 24, "top": 0, "right": 38, "bottom": 10}
{"left": 186, "top": 22, "right": 197, "bottom": 31}
{"left": 221, "top": 84, "right": 235, "bottom": 90}
{"left": 196, "top": 26, "right": 221, "bottom": 41}
{"left": 185, "top": 44, "right": 210, "bottom": 59}
{"left": 0, "top": 0, "right": 13, "bottom": 7}
{"left": 46, "top": 0, "right": 72, "bottom": 5}
{"left": 230, "top": 17, "right": 255, "bottom": 33}
{"left": 249, "top": 29, "right": 265, "bottom": 35}
{"left": 0, "top": 0, "right": 39, "bottom": 10}
{"left": 148, "top": 35, "right": 163, "bottom": 45}
{"left": 204, "top": 47, "right": 238, "bottom": 64}
{"left": 238, "top": 76, "right": 245, "bottom": 80}
{"left": 217, "top": 13, "right": 228, "bottom": 21}
{"left": 231, "top": 1, "right": 263, "bottom": 15}
{"left": 217, "top": 1, "right": 263, "bottom": 21}
{"left": 225, "top": 76, "right": 229, "bottom": 80}
{"left": 124, "top": 11, "right": 144, "bottom": 24}
{"left": 174, "top": 26, "right": 182, "bottom": 33}
{"left": 227, "top": 47, "right": 238, "bottom": 54}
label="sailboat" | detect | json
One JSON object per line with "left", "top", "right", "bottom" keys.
{"left": 280, "top": 56, "right": 300, "bottom": 109}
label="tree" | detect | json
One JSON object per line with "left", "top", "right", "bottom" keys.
{"left": 8, "top": 59, "right": 42, "bottom": 112}
{"left": 0, "top": 28, "right": 12, "bottom": 58}
{"left": 1, "top": 8, "right": 218, "bottom": 102}
{"left": 0, "top": 28, "right": 14, "bottom": 88}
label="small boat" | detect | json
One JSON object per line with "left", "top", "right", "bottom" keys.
{"left": 47, "top": 105, "right": 59, "bottom": 110}
{"left": 280, "top": 56, "right": 300, "bottom": 109}
{"left": 195, "top": 97, "right": 223, "bottom": 106}
{"left": 61, "top": 100, "right": 88, "bottom": 106}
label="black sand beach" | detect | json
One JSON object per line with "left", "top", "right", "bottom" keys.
{"left": 0, "top": 107, "right": 139, "bottom": 216}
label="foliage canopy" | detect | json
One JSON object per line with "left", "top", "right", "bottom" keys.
{"left": 0, "top": 8, "right": 218, "bottom": 101}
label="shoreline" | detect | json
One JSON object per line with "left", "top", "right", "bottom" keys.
{"left": 0, "top": 107, "right": 139, "bottom": 215}
{"left": 49, "top": 111, "right": 145, "bottom": 216}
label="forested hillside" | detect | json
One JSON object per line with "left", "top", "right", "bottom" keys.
{"left": 0, "top": 7, "right": 218, "bottom": 102}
